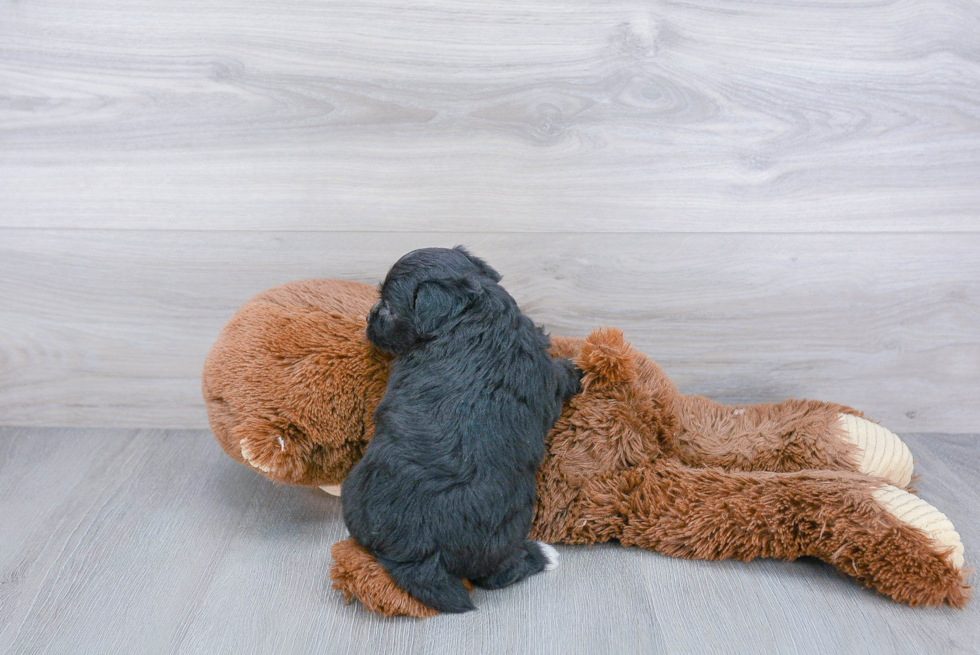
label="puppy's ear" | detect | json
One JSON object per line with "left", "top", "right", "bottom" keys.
{"left": 413, "top": 280, "right": 468, "bottom": 336}
{"left": 453, "top": 245, "right": 502, "bottom": 282}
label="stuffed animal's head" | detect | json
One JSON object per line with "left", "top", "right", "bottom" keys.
{"left": 204, "top": 278, "right": 679, "bottom": 491}
{"left": 366, "top": 246, "right": 502, "bottom": 356}
{"left": 203, "top": 279, "right": 392, "bottom": 487}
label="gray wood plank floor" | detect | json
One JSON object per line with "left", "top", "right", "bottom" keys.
{"left": 0, "top": 427, "right": 977, "bottom": 655}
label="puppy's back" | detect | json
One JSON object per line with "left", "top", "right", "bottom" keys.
{"left": 343, "top": 248, "right": 579, "bottom": 611}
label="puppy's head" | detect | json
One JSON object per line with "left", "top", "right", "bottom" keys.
{"left": 366, "top": 246, "right": 502, "bottom": 356}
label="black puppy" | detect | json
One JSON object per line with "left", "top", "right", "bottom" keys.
{"left": 341, "top": 246, "right": 581, "bottom": 613}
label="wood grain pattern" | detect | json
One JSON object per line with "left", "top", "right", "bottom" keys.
{"left": 2, "top": 0, "right": 979, "bottom": 430}
{"left": 2, "top": 0, "right": 980, "bottom": 231}
{"left": 1, "top": 229, "right": 977, "bottom": 431}
{"left": 0, "top": 427, "right": 977, "bottom": 654}
{"left": 3, "top": 0, "right": 978, "bottom": 639}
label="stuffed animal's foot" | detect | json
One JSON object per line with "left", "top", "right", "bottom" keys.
{"left": 320, "top": 485, "right": 342, "bottom": 497}
{"left": 874, "top": 485, "right": 964, "bottom": 570}
{"left": 851, "top": 483, "right": 970, "bottom": 608}
{"left": 837, "top": 415, "right": 913, "bottom": 488}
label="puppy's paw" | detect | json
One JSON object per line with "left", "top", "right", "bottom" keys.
{"left": 837, "top": 414, "right": 913, "bottom": 487}
{"left": 554, "top": 357, "right": 583, "bottom": 400}
{"left": 536, "top": 542, "right": 560, "bottom": 571}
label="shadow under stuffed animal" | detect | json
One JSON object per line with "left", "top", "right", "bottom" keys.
{"left": 202, "top": 279, "right": 969, "bottom": 616}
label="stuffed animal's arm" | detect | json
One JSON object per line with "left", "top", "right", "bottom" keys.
{"left": 571, "top": 461, "right": 968, "bottom": 608}
{"left": 671, "top": 395, "right": 913, "bottom": 487}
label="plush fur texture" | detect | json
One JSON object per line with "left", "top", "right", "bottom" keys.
{"left": 202, "top": 279, "right": 971, "bottom": 616}
{"left": 341, "top": 248, "right": 580, "bottom": 612}
{"left": 202, "top": 279, "right": 390, "bottom": 486}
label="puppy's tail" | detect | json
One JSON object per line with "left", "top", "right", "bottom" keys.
{"left": 378, "top": 552, "right": 475, "bottom": 614}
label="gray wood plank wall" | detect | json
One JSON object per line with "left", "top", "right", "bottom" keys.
{"left": 1, "top": 0, "right": 978, "bottom": 431}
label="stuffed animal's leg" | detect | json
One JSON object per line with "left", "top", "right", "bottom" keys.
{"left": 672, "top": 395, "right": 913, "bottom": 487}
{"left": 574, "top": 462, "right": 968, "bottom": 608}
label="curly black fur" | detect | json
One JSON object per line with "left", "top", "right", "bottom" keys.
{"left": 341, "top": 246, "right": 581, "bottom": 613}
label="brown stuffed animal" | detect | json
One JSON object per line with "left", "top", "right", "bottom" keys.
{"left": 202, "top": 279, "right": 969, "bottom": 616}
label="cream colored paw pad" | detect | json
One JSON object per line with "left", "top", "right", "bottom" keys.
{"left": 874, "top": 485, "right": 965, "bottom": 569}
{"left": 838, "top": 414, "right": 913, "bottom": 488}
{"left": 320, "top": 484, "right": 342, "bottom": 497}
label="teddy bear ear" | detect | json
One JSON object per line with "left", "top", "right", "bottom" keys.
{"left": 576, "top": 327, "right": 637, "bottom": 390}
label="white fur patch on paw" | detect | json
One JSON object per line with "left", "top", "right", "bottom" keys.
{"left": 537, "top": 542, "right": 560, "bottom": 571}
{"left": 320, "top": 484, "right": 342, "bottom": 497}
{"left": 838, "top": 414, "right": 913, "bottom": 487}
{"left": 874, "top": 485, "right": 965, "bottom": 569}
